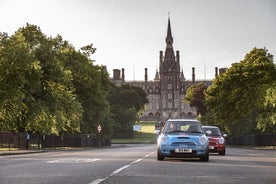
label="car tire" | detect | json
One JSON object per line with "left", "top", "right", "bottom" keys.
{"left": 157, "top": 149, "right": 164, "bottom": 161}
{"left": 200, "top": 151, "right": 209, "bottom": 161}
{"left": 219, "top": 148, "right": 226, "bottom": 155}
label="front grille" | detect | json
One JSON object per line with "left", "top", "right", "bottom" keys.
{"left": 171, "top": 142, "right": 196, "bottom": 147}
{"left": 209, "top": 141, "right": 218, "bottom": 146}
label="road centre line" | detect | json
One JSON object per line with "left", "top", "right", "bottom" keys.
{"left": 89, "top": 151, "right": 154, "bottom": 184}
{"left": 112, "top": 165, "right": 130, "bottom": 174}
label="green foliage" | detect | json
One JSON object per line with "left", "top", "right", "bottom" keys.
{"left": 0, "top": 24, "right": 112, "bottom": 136}
{"left": 0, "top": 32, "right": 40, "bottom": 131}
{"left": 109, "top": 84, "right": 148, "bottom": 138}
{"left": 59, "top": 44, "right": 112, "bottom": 135}
{"left": 185, "top": 83, "right": 207, "bottom": 117}
{"left": 205, "top": 48, "right": 276, "bottom": 136}
{"left": 256, "top": 83, "right": 276, "bottom": 133}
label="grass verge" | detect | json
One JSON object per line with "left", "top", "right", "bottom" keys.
{"left": 112, "top": 121, "right": 157, "bottom": 144}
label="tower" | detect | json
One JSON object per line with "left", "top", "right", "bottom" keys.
{"left": 159, "top": 16, "right": 181, "bottom": 119}
{"left": 120, "top": 15, "right": 203, "bottom": 121}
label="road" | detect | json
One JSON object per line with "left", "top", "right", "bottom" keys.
{"left": 0, "top": 144, "right": 275, "bottom": 184}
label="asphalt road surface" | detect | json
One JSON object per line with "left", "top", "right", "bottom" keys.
{"left": 0, "top": 144, "right": 275, "bottom": 184}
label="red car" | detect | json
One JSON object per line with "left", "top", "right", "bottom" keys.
{"left": 202, "top": 126, "right": 226, "bottom": 155}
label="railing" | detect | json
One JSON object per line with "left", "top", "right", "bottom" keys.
{"left": 0, "top": 132, "right": 111, "bottom": 150}
{"left": 228, "top": 134, "right": 276, "bottom": 146}
{"left": 0, "top": 132, "right": 27, "bottom": 149}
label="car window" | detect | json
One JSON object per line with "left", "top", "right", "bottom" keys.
{"left": 203, "top": 127, "right": 222, "bottom": 136}
{"left": 164, "top": 121, "right": 202, "bottom": 133}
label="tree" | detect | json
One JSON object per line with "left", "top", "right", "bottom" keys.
{"left": 0, "top": 31, "right": 42, "bottom": 131}
{"left": 0, "top": 24, "right": 117, "bottom": 138}
{"left": 109, "top": 84, "right": 148, "bottom": 138}
{"left": 256, "top": 82, "right": 276, "bottom": 133}
{"left": 0, "top": 24, "right": 84, "bottom": 134}
{"left": 205, "top": 47, "right": 276, "bottom": 136}
{"left": 59, "top": 42, "right": 112, "bottom": 135}
{"left": 184, "top": 83, "right": 207, "bottom": 117}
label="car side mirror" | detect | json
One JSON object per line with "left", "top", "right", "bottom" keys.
{"left": 155, "top": 130, "right": 160, "bottom": 134}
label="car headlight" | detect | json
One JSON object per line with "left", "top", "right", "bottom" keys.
{"left": 218, "top": 137, "right": 225, "bottom": 144}
{"left": 157, "top": 136, "right": 168, "bottom": 144}
{"left": 199, "top": 136, "right": 207, "bottom": 145}
{"left": 161, "top": 136, "right": 167, "bottom": 144}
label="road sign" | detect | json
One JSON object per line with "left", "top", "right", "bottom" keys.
{"left": 133, "top": 125, "right": 141, "bottom": 131}
{"left": 97, "top": 125, "right": 102, "bottom": 133}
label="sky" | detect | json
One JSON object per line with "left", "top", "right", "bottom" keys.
{"left": 1, "top": 0, "right": 276, "bottom": 81}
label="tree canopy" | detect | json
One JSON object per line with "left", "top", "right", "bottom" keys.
{"left": 205, "top": 47, "right": 276, "bottom": 135}
{"left": 0, "top": 24, "right": 111, "bottom": 135}
{"left": 184, "top": 82, "right": 207, "bottom": 117}
{"left": 109, "top": 84, "right": 148, "bottom": 138}
{"left": 0, "top": 24, "right": 148, "bottom": 138}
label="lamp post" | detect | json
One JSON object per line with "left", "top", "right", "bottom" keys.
{"left": 97, "top": 124, "right": 102, "bottom": 146}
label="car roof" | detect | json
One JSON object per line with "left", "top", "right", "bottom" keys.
{"left": 167, "top": 119, "right": 199, "bottom": 121}
{"left": 167, "top": 119, "right": 200, "bottom": 122}
{"left": 202, "top": 125, "right": 219, "bottom": 128}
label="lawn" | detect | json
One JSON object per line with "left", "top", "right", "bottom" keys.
{"left": 111, "top": 121, "right": 157, "bottom": 144}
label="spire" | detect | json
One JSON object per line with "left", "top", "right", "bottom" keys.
{"left": 166, "top": 12, "right": 173, "bottom": 48}
{"left": 154, "top": 69, "right": 160, "bottom": 81}
{"left": 160, "top": 14, "right": 177, "bottom": 73}
{"left": 167, "top": 12, "right": 172, "bottom": 39}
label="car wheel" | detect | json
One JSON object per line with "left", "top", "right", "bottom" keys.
{"left": 157, "top": 149, "right": 164, "bottom": 161}
{"left": 219, "top": 148, "right": 226, "bottom": 155}
{"left": 200, "top": 151, "right": 209, "bottom": 161}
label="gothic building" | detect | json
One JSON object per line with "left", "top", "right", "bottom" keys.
{"left": 111, "top": 17, "right": 215, "bottom": 120}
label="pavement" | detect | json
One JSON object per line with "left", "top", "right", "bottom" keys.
{"left": 0, "top": 149, "right": 47, "bottom": 156}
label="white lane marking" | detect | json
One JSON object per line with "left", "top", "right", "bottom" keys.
{"left": 112, "top": 165, "right": 130, "bottom": 174}
{"left": 89, "top": 151, "right": 154, "bottom": 184}
{"left": 131, "top": 158, "right": 143, "bottom": 164}
{"left": 89, "top": 178, "right": 107, "bottom": 184}
{"left": 47, "top": 158, "right": 100, "bottom": 163}
{"left": 89, "top": 178, "right": 106, "bottom": 184}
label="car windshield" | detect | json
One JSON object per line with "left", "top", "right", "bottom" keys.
{"left": 163, "top": 121, "right": 202, "bottom": 133}
{"left": 203, "top": 127, "right": 222, "bottom": 136}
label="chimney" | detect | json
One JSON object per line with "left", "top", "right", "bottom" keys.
{"left": 145, "top": 68, "right": 148, "bottom": 82}
{"left": 113, "top": 69, "right": 120, "bottom": 80}
{"left": 215, "top": 67, "right": 218, "bottom": 78}
{"left": 122, "top": 68, "right": 125, "bottom": 81}
{"left": 192, "top": 67, "right": 195, "bottom": 83}
{"left": 219, "top": 68, "right": 227, "bottom": 75}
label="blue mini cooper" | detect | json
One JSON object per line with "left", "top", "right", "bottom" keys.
{"left": 157, "top": 119, "right": 209, "bottom": 161}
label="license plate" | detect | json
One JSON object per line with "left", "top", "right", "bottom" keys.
{"left": 175, "top": 148, "right": 192, "bottom": 153}
{"left": 208, "top": 146, "right": 214, "bottom": 149}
